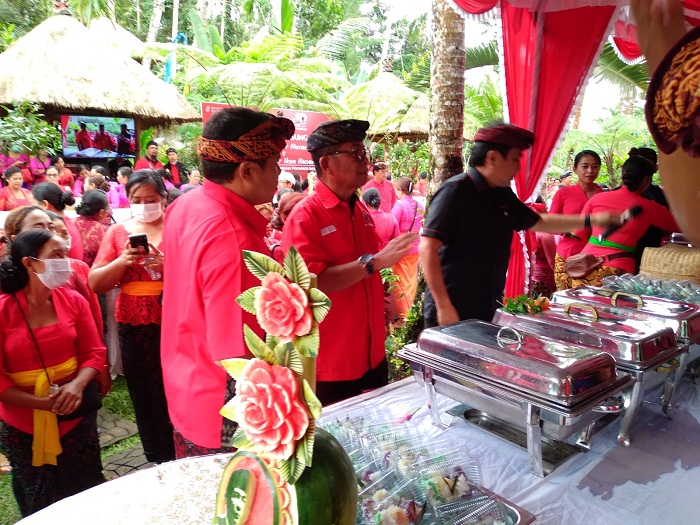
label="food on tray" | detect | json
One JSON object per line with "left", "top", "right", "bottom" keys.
{"left": 425, "top": 472, "right": 473, "bottom": 505}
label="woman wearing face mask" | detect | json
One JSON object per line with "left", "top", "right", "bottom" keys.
{"left": 3, "top": 206, "right": 110, "bottom": 395}
{"left": 0, "top": 229, "right": 106, "bottom": 517}
{"left": 88, "top": 169, "right": 175, "bottom": 464}
{"left": 31, "top": 182, "right": 84, "bottom": 262}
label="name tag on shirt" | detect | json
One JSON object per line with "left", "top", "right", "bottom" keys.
{"left": 320, "top": 225, "right": 337, "bottom": 236}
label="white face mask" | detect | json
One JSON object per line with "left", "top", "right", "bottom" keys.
{"left": 131, "top": 202, "right": 163, "bottom": 223}
{"left": 32, "top": 257, "right": 72, "bottom": 290}
{"left": 63, "top": 237, "right": 72, "bottom": 251}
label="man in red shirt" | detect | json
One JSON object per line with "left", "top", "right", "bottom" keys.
{"left": 75, "top": 121, "right": 92, "bottom": 151}
{"left": 134, "top": 141, "right": 165, "bottom": 171}
{"left": 161, "top": 107, "right": 294, "bottom": 457}
{"left": 165, "top": 147, "right": 187, "bottom": 187}
{"left": 362, "top": 161, "right": 396, "bottom": 213}
{"left": 93, "top": 123, "right": 115, "bottom": 152}
{"left": 281, "top": 119, "right": 416, "bottom": 405}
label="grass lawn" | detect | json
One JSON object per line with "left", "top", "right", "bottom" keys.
{"left": 1, "top": 376, "right": 137, "bottom": 525}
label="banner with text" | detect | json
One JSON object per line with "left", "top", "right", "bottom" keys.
{"left": 200, "top": 103, "right": 330, "bottom": 174}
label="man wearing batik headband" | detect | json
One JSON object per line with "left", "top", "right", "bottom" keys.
{"left": 281, "top": 119, "right": 417, "bottom": 405}
{"left": 161, "top": 107, "right": 294, "bottom": 458}
{"left": 420, "top": 123, "right": 622, "bottom": 327}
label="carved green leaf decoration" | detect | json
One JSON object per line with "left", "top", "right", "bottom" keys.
{"left": 278, "top": 454, "right": 306, "bottom": 484}
{"left": 309, "top": 288, "right": 332, "bottom": 323}
{"left": 220, "top": 358, "right": 249, "bottom": 380}
{"left": 284, "top": 246, "right": 311, "bottom": 290}
{"left": 266, "top": 334, "right": 280, "bottom": 350}
{"left": 303, "top": 380, "right": 322, "bottom": 420}
{"left": 243, "top": 325, "right": 279, "bottom": 365}
{"left": 274, "top": 343, "right": 304, "bottom": 376}
{"left": 236, "top": 288, "right": 258, "bottom": 315}
{"left": 220, "top": 399, "right": 237, "bottom": 422}
{"left": 293, "top": 323, "right": 319, "bottom": 358}
{"left": 296, "top": 419, "right": 316, "bottom": 467}
{"left": 224, "top": 469, "right": 256, "bottom": 525}
{"left": 242, "top": 250, "right": 285, "bottom": 281}
{"left": 231, "top": 429, "right": 253, "bottom": 449}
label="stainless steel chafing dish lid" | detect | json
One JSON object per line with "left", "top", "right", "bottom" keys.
{"left": 413, "top": 320, "right": 619, "bottom": 404}
{"left": 551, "top": 287, "right": 700, "bottom": 344}
{"left": 493, "top": 303, "right": 678, "bottom": 367}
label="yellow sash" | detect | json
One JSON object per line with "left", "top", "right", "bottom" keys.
{"left": 8, "top": 356, "right": 78, "bottom": 466}
{"left": 120, "top": 281, "right": 164, "bottom": 296}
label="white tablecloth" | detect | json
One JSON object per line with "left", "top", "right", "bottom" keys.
{"left": 18, "top": 375, "right": 700, "bottom": 524}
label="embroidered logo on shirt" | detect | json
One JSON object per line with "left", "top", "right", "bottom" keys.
{"left": 320, "top": 225, "right": 337, "bottom": 236}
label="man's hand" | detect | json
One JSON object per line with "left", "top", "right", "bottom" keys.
{"left": 590, "top": 211, "right": 623, "bottom": 229}
{"left": 631, "top": 0, "right": 687, "bottom": 72}
{"left": 437, "top": 303, "right": 460, "bottom": 326}
{"left": 375, "top": 232, "right": 419, "bottom": 269}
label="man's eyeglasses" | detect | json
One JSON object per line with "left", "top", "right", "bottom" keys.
{"left": 324, "top": 147, "right": 368, "bottom": 163}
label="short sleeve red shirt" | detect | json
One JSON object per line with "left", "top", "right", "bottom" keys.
{"left": 549, "top": 183, "right": 601, "bottom": 258}
{"left": 92, "top": 223, "right": 162, "bottom": 325}
{"left": 161, "top": 181, "right": 269, "bottom": 448}
{"left": 577, "top": 186, "right": 679, "bottom": 273}
{"left": 281, "top": 180, "right": 386, "bottom": 382}
{"left": 362, "top": 178, "right": 396, "bottom": 214}
{"left": 0, "top": 288, "right": 106, "bottom": 436}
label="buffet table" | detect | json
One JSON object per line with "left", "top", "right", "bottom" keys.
{"left": 18, "top": 368, "right": 700, "bottom": 524}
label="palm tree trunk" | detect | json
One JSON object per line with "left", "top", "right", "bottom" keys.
{"left": 147, "top": 0, "right": 166, "bottom": 42}
{"left": 172, "top": 0, "right": 180, "bottom": 40}
{"left": 220, "top": 0, "right": 226, "bottom": 41}
{"left": 429, "top": 0, "right": 465, "bottom": 186}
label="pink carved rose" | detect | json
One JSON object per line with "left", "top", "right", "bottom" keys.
{"left": 234, "top": 359, "right": 309, "bottom": 460}
{"left": 254, "top": 272, "right": 313, "bottom": 343}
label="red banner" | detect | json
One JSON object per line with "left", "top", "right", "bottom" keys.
{"left": 200, "top": 103, "right": 330, "bottom": 174}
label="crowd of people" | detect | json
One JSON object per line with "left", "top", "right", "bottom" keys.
{"left": 0, "top": 0, "right": 699, "bottom": 515}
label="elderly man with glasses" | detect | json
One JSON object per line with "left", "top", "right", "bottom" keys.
{"left": 281, "top": 119, "right": 417, "bottom": 405}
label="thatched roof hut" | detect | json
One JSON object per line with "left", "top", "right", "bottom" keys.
{"left": 368, "top": 94, "right": 430, "bottom": 143}
{"left": 0, "top": 14, "right": 199, "bottom": 127}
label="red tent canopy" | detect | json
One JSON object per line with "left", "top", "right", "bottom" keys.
{"left": 450, "top": 0, "right": 700, "bottom": 297}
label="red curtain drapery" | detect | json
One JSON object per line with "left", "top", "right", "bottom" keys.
{"left": 500, "top": 2, "right": 616, "bottom": 298}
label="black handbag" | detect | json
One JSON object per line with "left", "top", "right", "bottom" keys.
{"left": 12, "top": 294, "right": 102, "bottom": 421}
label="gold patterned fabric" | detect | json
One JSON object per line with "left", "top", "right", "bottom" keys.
{"left": 646, "top": 25, "right": 700, "bottom": 157}
{"left": 197, "top": 117, "right": 294, "bottom": 163}
{"left": 569, "top": 265, "right": 626, "bottom": 289}
{"left": 553, "top": 254, "right": 572, "bottom": 291}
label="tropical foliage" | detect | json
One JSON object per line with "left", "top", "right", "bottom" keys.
{"left": 0, "top": 102, "right": 61, "bottom": 155}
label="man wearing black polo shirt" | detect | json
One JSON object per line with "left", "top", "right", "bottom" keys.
{"left": 420, "top": 124, "right": 622, "bottom": 327}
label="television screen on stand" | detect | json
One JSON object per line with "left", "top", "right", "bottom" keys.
{"left": 61, "top": 115, "right": 136, "bottom": 159}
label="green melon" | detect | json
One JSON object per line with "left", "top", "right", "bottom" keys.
{"left": 215, "top": 429, "right": 357, "bottom": 525}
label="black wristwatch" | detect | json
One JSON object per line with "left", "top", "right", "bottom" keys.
{"left": 358, "top": 253, "right": 375, "bottom": 276}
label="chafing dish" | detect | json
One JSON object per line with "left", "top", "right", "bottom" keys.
{"left": 398, "top": 320, "right": 632, "bottom": 477}
{"left": 551, "top": 287, "right": 700, "bottom": 345}
{"left": 493, "top": 302, "right": 682, "bottom": 447}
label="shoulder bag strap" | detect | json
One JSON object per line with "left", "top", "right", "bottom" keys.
{"left": 12, "top": 293, "right": 54, "bottom": 387}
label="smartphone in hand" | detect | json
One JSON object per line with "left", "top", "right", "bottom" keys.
{"left": 128, "top": 233, "right": 149, "bottom": 253}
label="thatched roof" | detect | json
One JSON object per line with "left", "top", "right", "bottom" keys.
{"left": 368, "top": 94, "right": 430, "bottom": 142}
{"left": 0, "top": 14, "right": 200, "bottom": 126}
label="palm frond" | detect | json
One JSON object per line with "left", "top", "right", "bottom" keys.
{"left": 593, "top": 43, "right": 649, "bottom": 97}
{"left": 312, "top": 18, "right": 371, "bottom": 61}
{"left": 465, "top": 41, "right": 498, "bottom": 70}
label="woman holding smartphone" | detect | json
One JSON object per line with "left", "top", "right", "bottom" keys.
{"left": 89, "top": 169, "right": 174, "bottom": 464}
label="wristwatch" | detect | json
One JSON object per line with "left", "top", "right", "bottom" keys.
{"left": 358, "top": 253, "right": 375, "bottom": 276}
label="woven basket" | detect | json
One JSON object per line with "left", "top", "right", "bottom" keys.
{"left": 640, "top": 244, "right": 700, "bottom": 284}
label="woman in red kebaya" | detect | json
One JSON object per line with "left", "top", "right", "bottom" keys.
{"left": 0, "top": 229, "right": 105, "bottom": 517}
{"left": 572, "top": 156, "right": 679, "bottom": 287}
{"left": 0, "top": 167, "right": 33, "bottom": 211}
{"left": 89, "top": 170, "right": 175, "bottom": 464}
{"left": 550, "top": 150, "right": 604, "bottom": 290}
